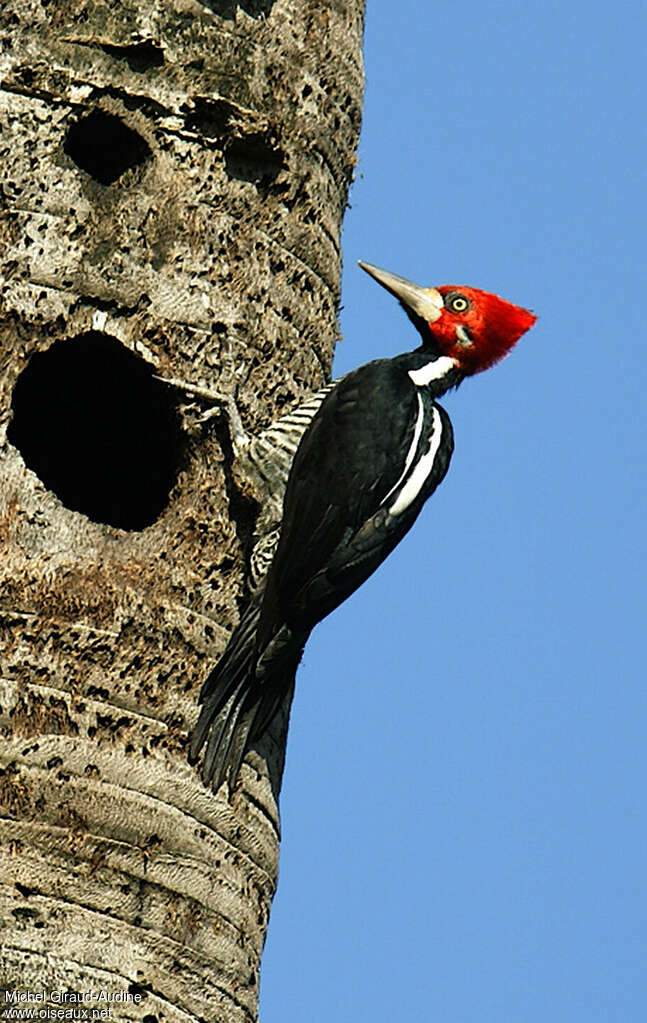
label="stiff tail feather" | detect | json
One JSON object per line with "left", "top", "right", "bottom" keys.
{"left": 189, "top": 599, "right": 302, "bottom": 794}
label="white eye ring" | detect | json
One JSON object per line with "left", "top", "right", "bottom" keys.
{"left": 449, "top": 295, "right": 469, "bottom": 312}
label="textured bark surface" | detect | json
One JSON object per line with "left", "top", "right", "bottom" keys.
{"left": 0, "top": 1, "right": 364, "bottom": 1019}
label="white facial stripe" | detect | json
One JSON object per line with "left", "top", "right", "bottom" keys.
{"left": 455, "top": 324, "right": 473, "bottom": 348}
{"left": 408, "top": 356, "right": 457, "bottom": 386}
{"left": 381, "top": 391, "right": 425, "bottom": 508}
{"left": 388, "top": 407, "right": 443, "bottom": 516}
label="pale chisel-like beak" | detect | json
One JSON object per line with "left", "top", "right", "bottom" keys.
{"left": 358, "top": 261, "right": 444, "bottom": 323}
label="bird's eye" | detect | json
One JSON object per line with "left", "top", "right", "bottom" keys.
{"left": 447, "top": 294, "right": 470, "bottom": 313}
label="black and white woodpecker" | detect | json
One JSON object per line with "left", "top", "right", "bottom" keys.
{"left": 189, "top": 261, "right": 536, "bottom": 793}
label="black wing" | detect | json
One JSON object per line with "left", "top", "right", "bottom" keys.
{"left": 191, "top": 358, "right": 454, "bottom": 792}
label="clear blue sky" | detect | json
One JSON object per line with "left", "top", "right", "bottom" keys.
{"left": 261, "top": 1, "right": 646, "bottom": 1020}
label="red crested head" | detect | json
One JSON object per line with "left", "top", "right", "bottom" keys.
{"left": 432, "top": 285, "right": 537, "bottom": 375}
{"left": 358, "top": 261, "right": 536, "bottom": 378}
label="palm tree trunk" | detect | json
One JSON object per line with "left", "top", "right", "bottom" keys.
{"left": 0, "top": 1, "right": 364, "bottom": 1019}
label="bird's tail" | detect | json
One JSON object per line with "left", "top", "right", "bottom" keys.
{"left": 189, "top": 597, "right": 302, "bottom": 794}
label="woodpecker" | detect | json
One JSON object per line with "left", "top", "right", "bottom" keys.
{"left": 190, "top": 261, "right": 536, "bottom": 793}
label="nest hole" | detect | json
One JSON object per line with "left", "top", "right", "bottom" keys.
{"left": 8, "top": 333, "right": 183, "bottom": 531}
{"left": 64, "top": 110, "right": 151, "bottom": 186}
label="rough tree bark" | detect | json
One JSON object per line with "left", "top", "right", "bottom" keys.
{"left": 0, "top": 1, "right": 364, "bottom": 1020}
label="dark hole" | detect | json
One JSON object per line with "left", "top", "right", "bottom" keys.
{"left": 64, "top": 110, "right": 151, "bottom": 186}
{"left": 8, "top": 333, "right": 183, "bottom": 531}
{"left": 224, "top": 135, "right": 283, "bottom": 186}
{"left": 202, "top": 0, "right": 275, "bottom": 18}
{"left": 128, "top": 982, "right": 150, "bottom": 1000}
{"left": 185, "top": 97, "right": 232, "bottom": 139}
{"left": 99, "top": 41, "right": 164, "bottom": 72}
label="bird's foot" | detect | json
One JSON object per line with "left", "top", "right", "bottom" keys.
{"left": 154, "top": 374, "right": 249, "bottom": 452}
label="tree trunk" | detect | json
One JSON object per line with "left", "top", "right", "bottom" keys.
{"left": 0, "top": 1, "right": 364, "bottom": 1019}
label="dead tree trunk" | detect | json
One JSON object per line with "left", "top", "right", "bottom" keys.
{"left": 0, "top": 1, "right": 364, "bottom": 1019}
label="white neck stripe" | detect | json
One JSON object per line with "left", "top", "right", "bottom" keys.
{"left": 408, "top": 356, "right": 457, "bottom": 386}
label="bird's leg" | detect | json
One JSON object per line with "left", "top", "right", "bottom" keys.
{"left": 154, "top": 374, "right": 249, "bottom": 454}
